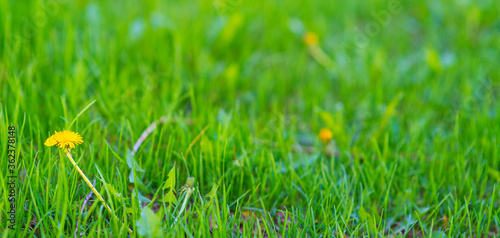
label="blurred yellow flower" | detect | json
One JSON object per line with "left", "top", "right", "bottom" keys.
{"left": 425, "top": 47, "right": 442, "bottom": 72}
{"left": 319, "top": 128, "right": 333, "bottom": 143}
{"left": 44, "top": 130, "right": 83, "bottom": 149}
{"left": 303, "top": 32, "right": 319, "bottom": 46}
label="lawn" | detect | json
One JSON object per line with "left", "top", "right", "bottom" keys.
{"left": 1, "top": 0, "right": 499, "bottom": 237}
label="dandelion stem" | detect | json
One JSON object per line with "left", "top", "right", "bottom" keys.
{"left": 309, "top": 45, "right": 336, "bottom": 72}
{"left": 173, "top": 188, "right": 193, "bottom": 227}
{"left": 65, "top": 151, "right": 133, "bottom": 234}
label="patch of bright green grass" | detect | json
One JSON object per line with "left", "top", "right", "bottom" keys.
{"left": 1, "top": 0, "right": 499, "bottom": 237}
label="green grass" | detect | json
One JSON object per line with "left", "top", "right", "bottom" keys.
{"left": 1, "top": 0, "right": 500, "bottom": 237}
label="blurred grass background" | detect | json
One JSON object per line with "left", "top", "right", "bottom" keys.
{"left": 1, "top": 0, "right": 500, "bottom": 236}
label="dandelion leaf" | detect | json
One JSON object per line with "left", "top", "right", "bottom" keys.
{"left": 137, "top": 207, "right": 162, "bottom": 238}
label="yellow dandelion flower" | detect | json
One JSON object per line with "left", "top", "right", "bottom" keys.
{"left": 44, "top": 128, "right": 131, "bottom": 233}
{"left": 319, "top": 128, "right": 333, "bottom": 144}
{"left": 303, "top": 32, "right": 319, "bottom": 46}
{"left": 44, "top": 130, "right": 83, "bottom": 149}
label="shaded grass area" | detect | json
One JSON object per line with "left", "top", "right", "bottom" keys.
{"left": 1, "top": 0, "right": 500, "bottom": 237}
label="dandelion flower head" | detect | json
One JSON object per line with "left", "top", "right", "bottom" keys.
{"left": 303, "top": 32, "right": 319, "bottom": 46}
{"left": 318, "top": 128, "right": 333, "bottom": 144}
{"left": 44, "top": 130, "right": 83, "bottom": 149}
